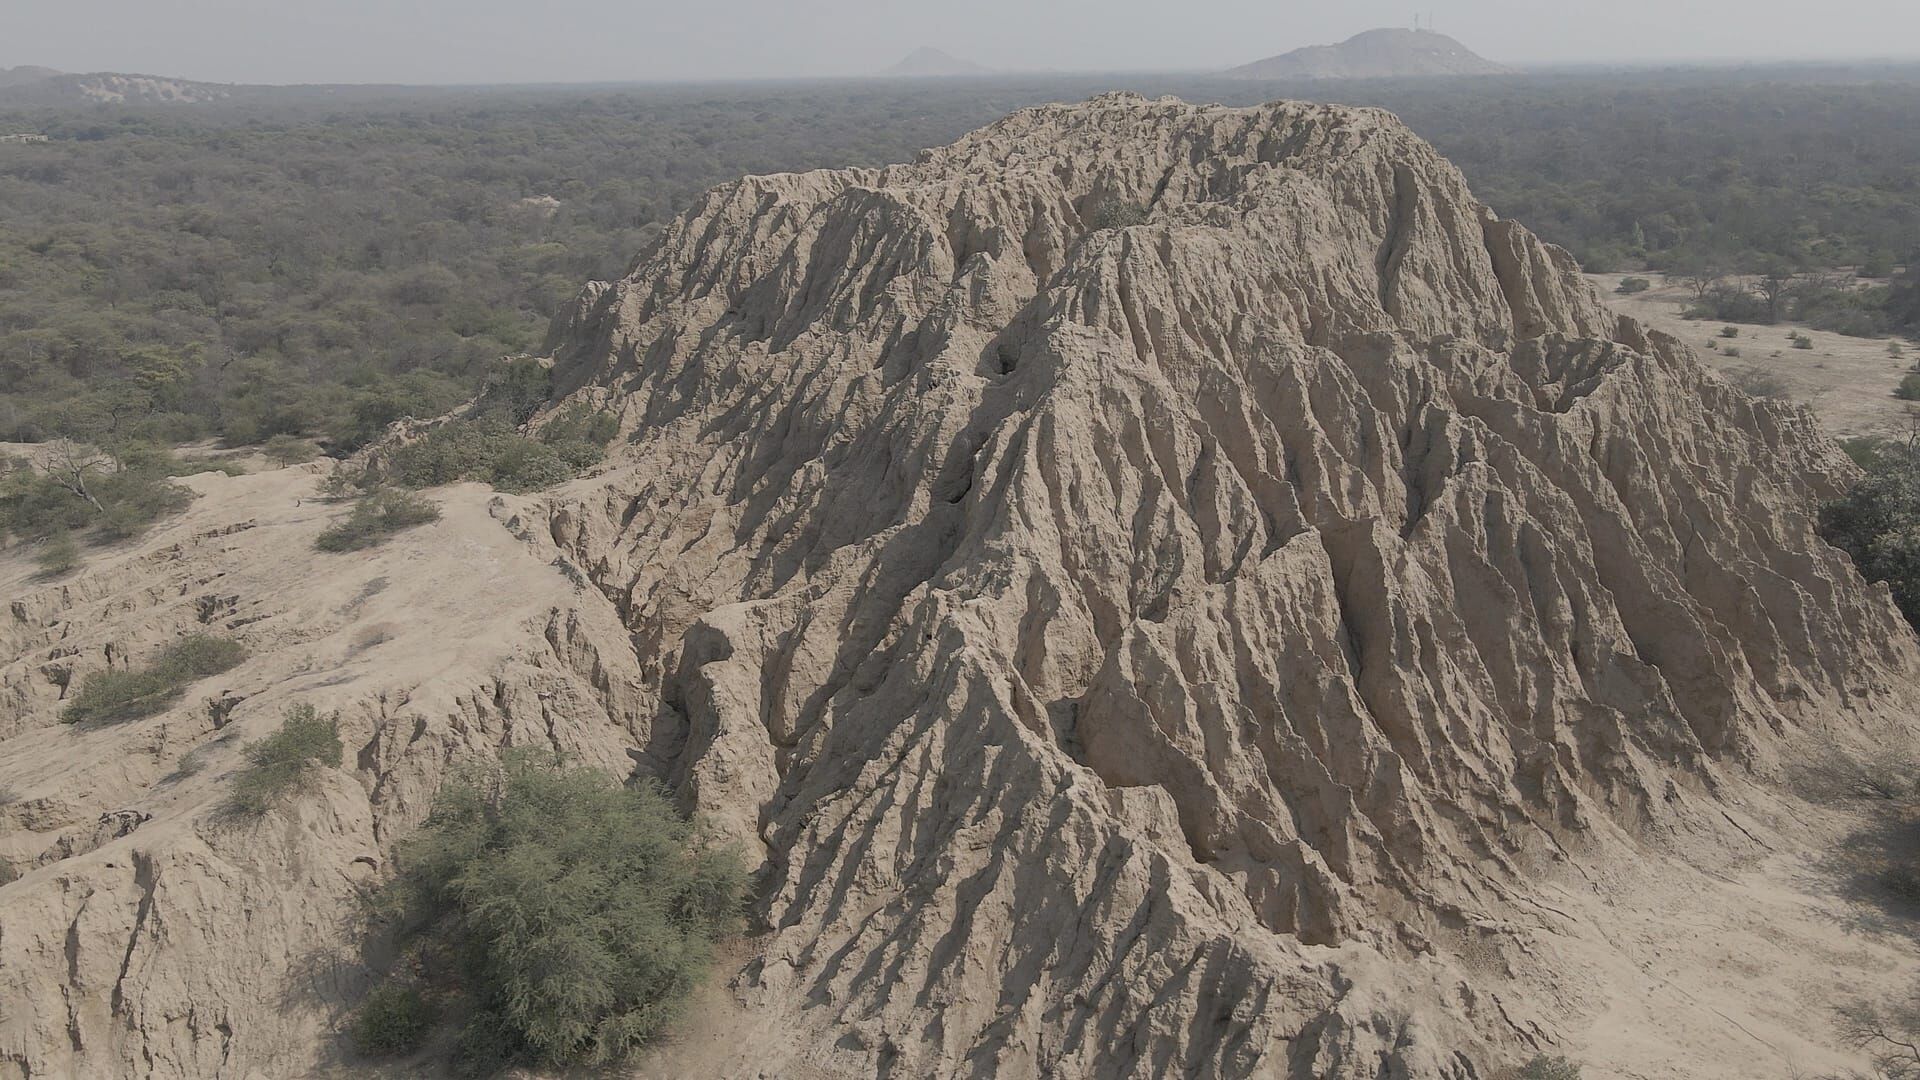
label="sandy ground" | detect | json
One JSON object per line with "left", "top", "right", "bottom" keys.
{"left": 1590, "top": 272, "right": 1919, "bottom": 439}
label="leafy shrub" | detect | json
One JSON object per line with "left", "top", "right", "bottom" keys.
{"left": 32, "top": 530, "right": 80, "bottom": 578}
{"left": 319, "top": 468, "right": 375, "bottom": 503}
{"left": 1896, "top": 374, "right": 1920, "bottom": 401}
{"left": 0, "top": 444, "right": 193, "bottom": 546}
{"left": 389, "top": 419, "right": 575, "bottom": 494}
{"left": 326, "top": 371, "right": 470, "bottom": 452}
{"left": 1518, "top": 1056, "right": 1581, "bottom": 1080}
{"left": 62, "top": 635, "right": 246, "bottom": 725}
{"left": 483, "top": 436, "right": 576, "bottom": 492}
{"left": 1723, "top": 346, "right": 1742, "bottom": 358}
{"left": 1088, "top": 199, "right": 1149, "bottom": 231}
{"left": 1792, "top": 332, "right": 1816, "bottom": 350}
{"left": 477, "top": 359, "right": 555, "bottom": 426}
{"left": 93, "top": 470, "right": 196, "bottom": 540}
{"left": 1720, "top": 325, "right": 1740, "bottom": 338}
{"left": 381, "top": 390, "right": 615, "bottom": 496}
{"left": 1842, "top": 436, "right": 1894, "bottom": 470}
{"left": 316, "top": 488, "right": 441, "bottom": 552}
{"left": 1730, "top": 368, "right": 1788, "bottom": 399}
{"left": 1790, "top": 279, "right": 1895, "bottom": 337}
{"left": 1822, "top": 438, "right": 1920, "bottom": 630}
{"left": 226, "top": 704, "right": 344, "bottom": 816}
{"left": 539, "top": 405, "right": 620, "bottom": 470}
{"left": 380, "top": 751, "right": 745, "bottom": 1071}
{"left": 263, "top": 435, "right": 319, "bottom": 466}
{"left": 1615, "top": 276, "right": 1651, "bottom": 295}
{"left": 1686, "top": 284, "right": 1771, "bottom": 324}
{"left": 1893, "top": 341, "right": 1908, "bottom": 358}
{"left": 352, "top": 981, "right": 436, "bottom": 1057}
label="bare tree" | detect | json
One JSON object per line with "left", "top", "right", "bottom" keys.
{"left": 1835, "top": 998, "right": 1920, "bottom": 1080}
{"left": 1756, "top": 261, "right": 1802, "bottom": 324}
{"left": 35, "top": 440, "right": 111, "bottom": 513}
{"left": 1681, "top": 261, "right": 1726, "bottom": 302}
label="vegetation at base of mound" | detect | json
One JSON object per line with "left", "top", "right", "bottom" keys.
{"left": 364, "top": 751, "right": 745, "bottom": 1073}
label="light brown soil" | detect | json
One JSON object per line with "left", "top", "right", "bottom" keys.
{"left": 1590, "top": 272, "right": 1919, "bottom": 439}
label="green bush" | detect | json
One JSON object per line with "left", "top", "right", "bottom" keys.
{"left": 380, "top": 400, "right": 618, "bottom": 496}
{"left": 316, "top": 488, "right": 441, "bottom": 552}
{"left": 477, "top": 359, "right": 555, "bottom": 426}
{"left": 1822, "top": 439, "right": 1920, "bottom": 630}
{"left": 1615, "top": 276, "right": 1651, "bottom": 295}
{"left": 389, "top": 418, "right": 576, "bottom": 494}
{"left": 1896, "top": 374, "right": 1920, "bottom": 401}
{"left": 62, "top": 635, "right": 247, "bottom": 725}
{"left": 93, "top": 470, "right": 196, "bottom": 540}
{"left": 326, "top": 371, "right": 470, "bottom": 452}
{"left": 1088, "top": 199, "right": 1149, "bottom": 231}
{"left": 32, "top": 530, "right": 80, "bottom": 578}
{"left": 381, "top": 751, "right": 745, "bottom": 1071}
{"left": 1720, "top": 325, "right": 1740, "bottom": 338}
{"left": 1792, "top": 332, "right": 1816, "bottom": 350}
{"left": 1686, "top": 284, "right": 1771, "bottom": 324}
{"left": 1800, "top": 287, "right": 1895, "bottom": 337}
{"left": 1518, "top": 1056, "right": 1581, "bottom": 1080}
{"left": 226, "top": 704, "right": 344, "bottom": 816}
{"left": 352, "top": 981, "right": 436, "bottom": 1057}
{"left": 319, "top": 468, "right": 375, "bottom": 503}
{"left": 1841, "top": 436, "right": 1893, "bottom": 470}
{"left": 539, "top": 405, "right": 620, "bottom": 470}
{"left": 0, "top": 446, "right": 193, "bottom": 546}
{"left": 1730, "top": 368, "right": 1787, "bottom": 399}
{"left": 263, "top": 435, "right": 319, "bottom": 466}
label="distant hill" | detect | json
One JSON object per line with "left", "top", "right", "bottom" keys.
{"left": 1224, "top": 28, "right": 1510, "bottom": 80}
{"left": 883, "top": 47, "right": 990, "bottom": 78}
{"left": 0, "top": 71, "right": 234, "bottom": 105}
{"left": 0, "top": 65, "right": 62, "bottom": 88}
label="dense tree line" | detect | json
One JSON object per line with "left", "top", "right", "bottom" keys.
{"left": 1, "top": 67, "right": 1916, "bottom": 460}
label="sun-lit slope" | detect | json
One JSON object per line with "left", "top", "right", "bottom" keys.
{"left": 539, "top": 93, "right": 1918, "bottom": 1076}
{"left": 0, "top": 466, "right": 643, "bottom": 1077}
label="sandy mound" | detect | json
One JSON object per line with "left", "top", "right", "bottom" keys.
{"left": 3, "top": 94, "right": 1918, "bottom": 1079}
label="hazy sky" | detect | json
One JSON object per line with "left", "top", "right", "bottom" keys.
{"left": 5, "top": 0, "right": 1920, "bottom": 85}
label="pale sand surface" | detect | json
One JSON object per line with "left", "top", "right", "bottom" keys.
{"left": 1592, "top": 271, "right": 1918, "bottom": 439}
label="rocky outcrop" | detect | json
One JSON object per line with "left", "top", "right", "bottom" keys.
{"left": 0, "top": 71, "right": 231, "bottom": 105}
{"left": 2, "top": 94, "right": 1916, "bottom": 1079}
